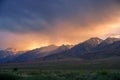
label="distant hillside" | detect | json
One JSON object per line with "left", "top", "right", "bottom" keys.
{"left": 44, "top": 37, "right": 120, "bottom": 60}
{"left": 0, "top": 37, "right": 120, "bottom": 63}
{"left": 0, "top": 49, "right": 15, "bottom": 63}
{"left": 12, "top": 45, "right": 73, "bottom": 62}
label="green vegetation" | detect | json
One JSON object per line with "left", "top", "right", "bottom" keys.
{"left": 0, "top": 69, "right": 120, "bottom": 80}
{"left": 12, "top": 68, "right": 18, "bottom": 72}
{"left": 0, "top": 73, "right": 20, "bottom": 80}
{"left": 0, "top": 60, "right": 120, "bottom": 80}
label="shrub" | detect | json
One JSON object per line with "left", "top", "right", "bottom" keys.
{"left": 0, "top": 73, "right": 20, "bottom": 80}
{"left": 13, "top": 68, "right": 18, "bottom": 72}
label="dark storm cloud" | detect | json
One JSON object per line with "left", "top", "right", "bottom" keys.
{"left": 0, "top": 0, "right": 4, "bottom": 5}
{"left": 116, "top": 0, "right": 120, "bottom": 3}
{"left": 0, "top": 0, "right": 119, "bottom": 33}
{"left": 0, "top": 0, "right": 3, "bottom": 5}
{"left": 1, "top": 0, "right": 120, "bottom": 50}
{"left": 0, "top": 0, "right": 5, "bottom": 10}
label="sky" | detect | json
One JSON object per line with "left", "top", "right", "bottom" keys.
{"left": 0, "top": 0, "right": 120, "bottom": 51}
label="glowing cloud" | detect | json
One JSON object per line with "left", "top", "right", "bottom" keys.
{"left": 0, "top": 0, "right": 120, "bottom": 50}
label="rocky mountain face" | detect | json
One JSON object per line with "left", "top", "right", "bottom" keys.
{"left": 12, "top": 45, "right": 73, "bottom": 62}
{"left": 43, "top": 37, "right": 120, "bottom": 60}
{"left": 81, "top": 41, "right": 120, "bottom": 59}
{"left": 0, "top": 49, "right": 15, "bottom": 63}
{"left": 0, "top": 37, "right": 120, "bottom": 63}
{"left": 94, "top": 37, "right": 120, "bottom": 50}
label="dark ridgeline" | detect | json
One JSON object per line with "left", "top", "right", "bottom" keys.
{"left": 0, "top": 37, "right": 120, "bottom": 63}
{"left": 7, "top": 45, "right": 73, "bottom": 62}
{"left": 44, "top": 37, "right": 120, "bottom": 60}
{"left": 0, "top": 49, "right": 15, "bottom": 63}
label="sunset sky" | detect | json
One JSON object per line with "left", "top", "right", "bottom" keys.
{"left": 0, "top": 0, "right": 120, "bottom": 51}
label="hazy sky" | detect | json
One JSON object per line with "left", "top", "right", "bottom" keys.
{"left": 0, "top": 0, "right": 120, "bottom": 50}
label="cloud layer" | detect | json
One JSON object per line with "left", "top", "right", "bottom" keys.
{"left": 0, "top": 0, "right": 120, "bottom": 50}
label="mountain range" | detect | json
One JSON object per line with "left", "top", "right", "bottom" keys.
{"left": 0, "top": 37, "right": 120, "bottom": 63}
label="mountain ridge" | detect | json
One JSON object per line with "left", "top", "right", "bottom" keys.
{"left": 43, "top": 37, "right": 120, "bottom": 60}
{"left": 0, "top": 37, "right": 120, "bottom": 63}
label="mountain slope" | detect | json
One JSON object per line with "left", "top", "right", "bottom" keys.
{"left": 0, "top": 49, "right": 15, "bottom": 63}
{"left": 13, "top": 45, "right": 72, "bottom": 62}
{"left": 1, "top": 37, "right": 120, "bottom": 63}
{"left": 81, "top": 41, "right": 120, "bottom": 59}
{"left": 44, "top": 37, "right": 103, "bottom": 60}
{"left": 68, "top": 37, "right": 103, "bottom": 54}
{"left": 44, "top": 37, "right": 120, "bottom": 60}
{"left": 94, "top": 37, "right": 120, "bottom": 50}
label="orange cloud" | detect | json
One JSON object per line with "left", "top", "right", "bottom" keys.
{"left": 0, "top": 2, "right": 120, "bottom": 51}
{"left": 1, "top": 17, "right": 120, "bottom": 51}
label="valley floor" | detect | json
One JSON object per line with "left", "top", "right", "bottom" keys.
{"left": 0, "top": 57, "right": 120, "bottom": 80}
{"left": 0, "top": 69, "right": 120, "bottom": 80}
